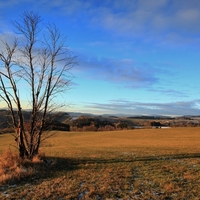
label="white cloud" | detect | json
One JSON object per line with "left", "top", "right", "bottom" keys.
{"left": 1, "top": 0, "right": 200, "bottom": 46}
{"left": 85, "top": 99, "right": 200, "bottom": 116}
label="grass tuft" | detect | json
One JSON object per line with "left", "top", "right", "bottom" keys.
{"left": 0, "top": 149, "right": 46, "bottom": 185}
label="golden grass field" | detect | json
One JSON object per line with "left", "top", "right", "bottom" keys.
{"left": 1, "top": 127, "right": 200, "bottom": 199}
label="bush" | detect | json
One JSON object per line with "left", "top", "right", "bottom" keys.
{"left": 117, "top": 122, "right": 128, "bottom": 130}
{"left": 0, "top": 150, "right": 45, "bottom": 185}
{"left": 98, "top": 125, "right": 115, "bottom": 131}
{"left": 82, "top": 125, "right": 98, "bottom": 132}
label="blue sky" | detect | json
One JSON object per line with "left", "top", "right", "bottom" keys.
{"left": 0, "top": 0, "right": 200, "bottom": 116}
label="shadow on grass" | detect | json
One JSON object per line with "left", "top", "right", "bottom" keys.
{"left": 53, "top": 152, "right": 200, "bottom": 165}
{"left": 2, "top": 152, "right": 200, "bottom": 188}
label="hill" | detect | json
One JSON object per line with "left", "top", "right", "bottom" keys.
{"left": 0, "top": 110, "right": 200, "bottom": 133}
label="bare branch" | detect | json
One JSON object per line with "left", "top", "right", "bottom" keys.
{"left": 0, "top": 11, "right": 76, "bottom": 159}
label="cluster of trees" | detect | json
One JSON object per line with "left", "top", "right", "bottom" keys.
{"left": 151, "top": 119, "right": 200, "bottom": 127}
{"left": 69, "top": 116, "right": 141, "bottom": 131}
{"left": 0, "top": 113, "right": 133, "bottom": 133}
{"left": 70, "top": 116, "right": 117, "bottom": 131}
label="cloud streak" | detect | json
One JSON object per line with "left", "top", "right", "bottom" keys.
{"left": 76, "top": 56, "right": 159, "bottom": 88}
{"left": 85, "top": 99, "right": 200, "bottom": 116}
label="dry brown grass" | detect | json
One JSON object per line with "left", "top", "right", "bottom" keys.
{"left": 40, "top": 127, "right": 200, "bottom": 159}
{"left": 1, "top": 127, "right": 200, "bottom": 199}
{"left": 0, "top": 150, "right": 30, "bottom": 184}
{"left": 0, "top": 150, "right": 46, "bottom": 186}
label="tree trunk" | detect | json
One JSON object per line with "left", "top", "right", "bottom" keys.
{"left": 17, "top": 128, "right": 29, "bottom": 158}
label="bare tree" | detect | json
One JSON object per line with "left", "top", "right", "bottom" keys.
{"left": 0, "top": 12, "right": 76, "bottom": 159}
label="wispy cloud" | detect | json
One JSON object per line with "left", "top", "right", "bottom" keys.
{"left": 1, "top": 0, "right": 200, "bottom": 46}
{"left": 148, "top": 88, "right": 189, "bottom": 98}
{"left": 85, "top": 99, "right": 200, "bottom": 116}
{"left": 87, "top": 0, "right": 200, "bottom": 45}
{"left": 0, "top": 32, "right": 17, "bottom": 45}
{"left": 76, "top": 55, "right": 159, "bottom": 88}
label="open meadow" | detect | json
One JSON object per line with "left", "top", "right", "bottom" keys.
{"left": 1, "top": 127, "right": 200, "bottom": 199}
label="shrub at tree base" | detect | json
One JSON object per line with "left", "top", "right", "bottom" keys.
{"left": 0, "top": 150, "right": 46, "bottom": 185}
